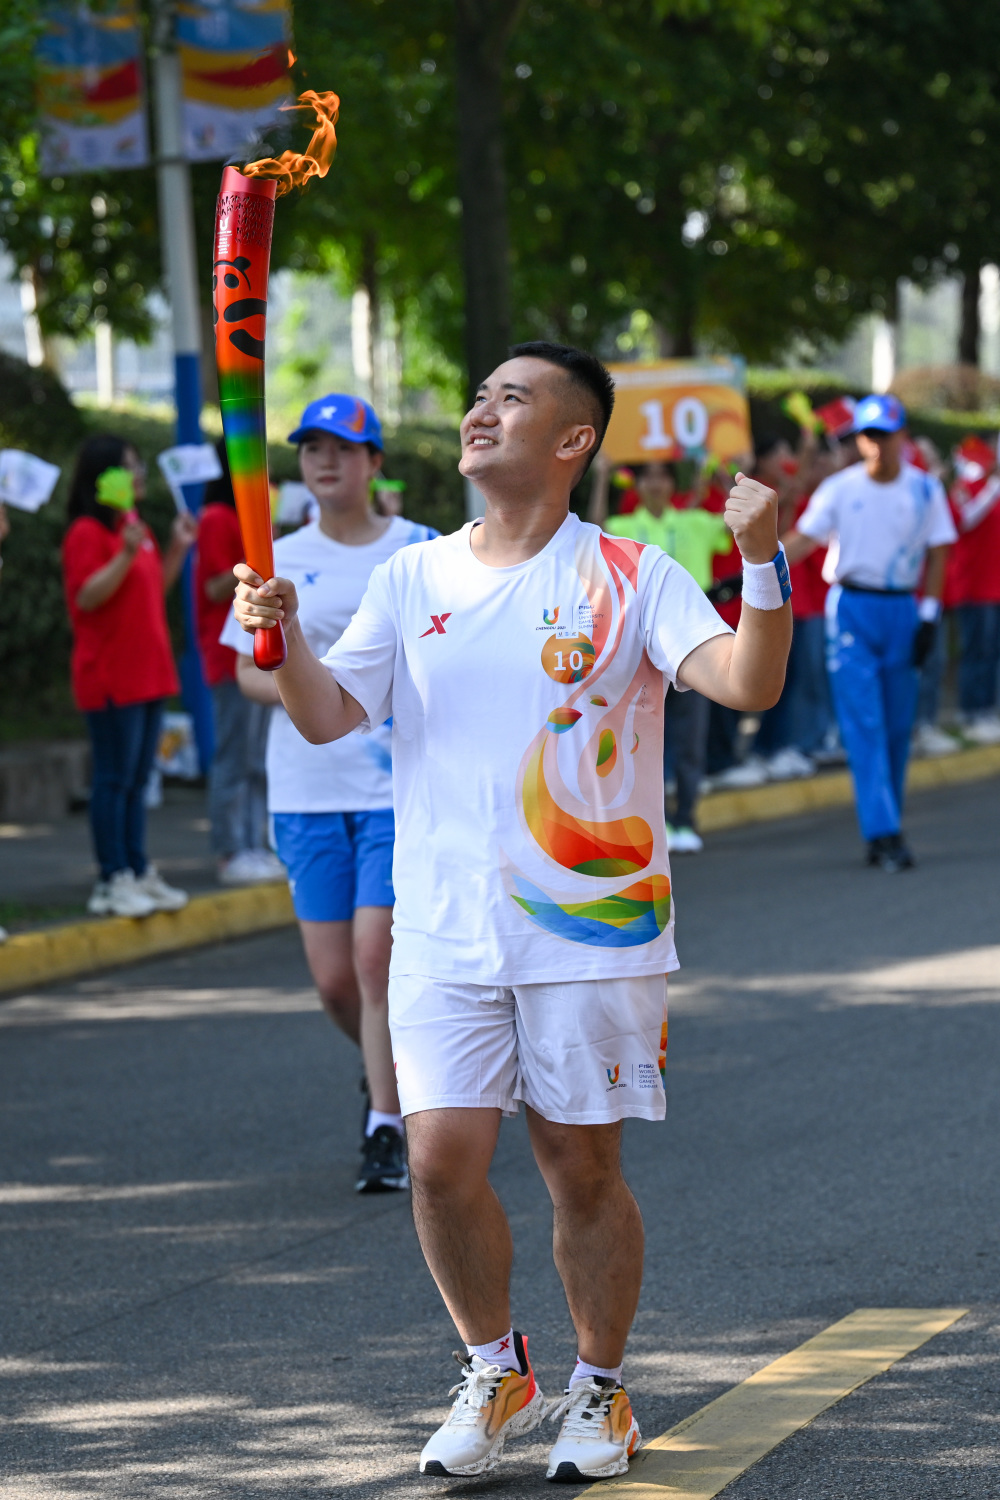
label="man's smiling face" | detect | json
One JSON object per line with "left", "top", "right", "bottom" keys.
{"left": 458, "top": 356, "right": 597, "bottom": 491}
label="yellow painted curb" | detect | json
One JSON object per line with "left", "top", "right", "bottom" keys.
{"left": 699, "top": 742, "right": 1000, "bottom": 832}
{"left": 0, "top": 881, "right": 294, "bottom": 996}
{"left": 1, "top": 745, "right": 997, "bottom": 998}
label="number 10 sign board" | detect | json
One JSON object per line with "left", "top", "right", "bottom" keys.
{"left": 602, "top": 358, "right": 751, "bottom": 464}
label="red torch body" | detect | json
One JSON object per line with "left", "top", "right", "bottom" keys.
{"left": 212, "top": 167, "right": 285, "bottom": 670}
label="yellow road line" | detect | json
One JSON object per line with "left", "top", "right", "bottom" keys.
{"left": 586, "top": 1307, "right": 968, "bottom": 1497}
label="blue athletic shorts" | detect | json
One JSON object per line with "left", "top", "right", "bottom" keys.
{"left": 271, "top": 809, "right": 395, "bottom": 922}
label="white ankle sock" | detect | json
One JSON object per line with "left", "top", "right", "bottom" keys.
{"left": 570, "top": 1356, "right": 623, "bottom": 1388}
{"left": 366, "top": 1109, "right": 404, "bottom": 1137}
{"left": 466, "top": 1329, "right": 519, "bottom": 1372}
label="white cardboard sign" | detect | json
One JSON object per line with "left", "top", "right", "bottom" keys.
{"left": 0, "top": 449, "right": 62, "bottom": 512}
{"left": 157, "top": 443, "right": 223, "bottom": 511}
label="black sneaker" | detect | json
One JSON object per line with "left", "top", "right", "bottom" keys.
{"left": 359, "top": 1075, "right": 371, "bottom": 1143}
{"left": 881, "top": 834, "right": 915, "bottom": 871}
{"left": 867, "top": 834, "right": 914, "bottom": 872}
{"left": 356, "top": 1125, "right": 409, "bottom": 1193}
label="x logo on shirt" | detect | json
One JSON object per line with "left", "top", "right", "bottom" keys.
{"left": 419, "top": 613, "right": 452, "bottom": 637}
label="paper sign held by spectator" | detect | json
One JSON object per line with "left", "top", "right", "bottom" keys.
{"left": 276, "top": 481, "right": 318, "bottom": 527}
{"left": 155, "top": 711, "right": 201, "bottom": 781}
{"left": 0, "top": 449, "right": 62, "bottom": 512}
{"left": 157, "top": 444, "right": 223, "bottom": 511}
{"left": 602, "top": 358, "right": 751, "bottom": 464}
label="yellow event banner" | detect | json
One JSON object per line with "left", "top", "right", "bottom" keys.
{"left": 603, "top": 358, "right": 751, "bottom": 465}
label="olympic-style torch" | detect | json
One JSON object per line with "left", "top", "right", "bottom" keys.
{"left": 212, "top": 90, "right": 340, "bottom": 671}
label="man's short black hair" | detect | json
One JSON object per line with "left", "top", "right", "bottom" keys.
{"left": 508, "top": 340, "right": 615, "bottom": 472}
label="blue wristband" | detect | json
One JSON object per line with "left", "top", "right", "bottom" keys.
{"left": 773, "top": 547, "right": 792, "bottom": 604}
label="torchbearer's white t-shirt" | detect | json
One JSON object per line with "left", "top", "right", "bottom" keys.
{"left": 321, "top": 512, "right": 732, "bottom": 983}
{"left": 219, "top": 516, "right": 435, "bottom": 813}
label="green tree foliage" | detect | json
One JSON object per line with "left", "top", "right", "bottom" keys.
{"left": 4, "top": 0, "right": 1000, "bottom": 389}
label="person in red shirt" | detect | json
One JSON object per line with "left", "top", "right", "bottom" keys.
{"left": 195, "top": 439, "right": 283, "bottom": 884}
{"left": 946, "top": 438, "right": 1000, "bottom": 743}
{"left": 62, "top": 434, "right": 196, "bottom": 918}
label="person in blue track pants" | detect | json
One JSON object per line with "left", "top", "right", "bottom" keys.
{"left": 781, "top": 394, "right": 956, "bottom": 871}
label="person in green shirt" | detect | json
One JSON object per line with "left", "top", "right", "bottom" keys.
{"left": 607, "top": 466, "right": 733, "bottom": 589}
{"left": 589, "top": 458, "right": 734, "bottom": 852}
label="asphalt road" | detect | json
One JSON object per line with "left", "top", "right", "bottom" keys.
{"left": 2, "top": 779, "right": 999, "bottom": 1499}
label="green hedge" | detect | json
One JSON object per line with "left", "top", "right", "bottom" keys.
{"left": 745, "top": 367, "right": 1000, "bottom": 453}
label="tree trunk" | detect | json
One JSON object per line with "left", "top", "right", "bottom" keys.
{"left": 361, "top": 232, "right": 379, "bottom": 408}
{"left": 454, "top": 0, "right": 525, "bottom": 406}
{"left": 672, "top": 304, "right": 696, "bottom": 358}
{"left": 960, "top": 264, "right": 981, "bottom": 368}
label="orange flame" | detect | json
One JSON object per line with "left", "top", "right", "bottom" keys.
{"left": 242, "top": 89, "right": 339, "bottom": 198}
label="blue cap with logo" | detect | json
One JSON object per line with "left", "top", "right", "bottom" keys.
{"left": 288, "top": 393, "right": 383, "bottom": 450}
{"left": 852, "top": 393, "right": 906, "bottom": 434}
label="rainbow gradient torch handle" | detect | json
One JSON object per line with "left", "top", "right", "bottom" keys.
{"left": 213, "top": 167, "right": 285, "bottom": 671}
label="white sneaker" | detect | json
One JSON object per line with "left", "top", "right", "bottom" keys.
{"left": 712, "top": 756, "right": 768, "bottom": 789}
{"left": 546, "top": 1377, "right": 642, "bottom": 1482}
{"left": 218, "top": 849, "right": 283, "bottom": 886}
{"left": 87, "top": 880, "right": 112, "bottom": 915}
{"left": 912, "top": 723, "right": 960, "bottom": 758}
{"left": 766, "top": 746, "right": 817, "bottom": 781}
{"left": 101, "top": 870, "right": 157, "bottom": 918}
{"left": 251, "top": 849, "right": 286, "bottom": 880}
{"left": 964, "top": 713, "right": 1000, "bottom": 745}
{"left": 667, "top": 824, "right": 704, "bottom": 853}
{"left": 134, "top": 864, "right": 188, "bottom": 911}
{"left": 420, "top": 1337, "right": 545, "bottom": 1477}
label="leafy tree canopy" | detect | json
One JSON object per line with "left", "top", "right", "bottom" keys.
{"left": 2, "top": 0, "right": 998, "bottom": 392}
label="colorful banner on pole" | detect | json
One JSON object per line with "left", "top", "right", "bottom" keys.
{"left": 38, "top": 2, "right": 149, "bottom": 175}
{"left": 602, "top": 358, "right": 752, "bottom": 465}
{"left": 178, "top": 0, "right": 294, "bottom": 163}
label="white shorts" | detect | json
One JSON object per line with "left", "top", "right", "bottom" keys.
{"left": 389, "top": 974, "right": 668, "bottom": 1126}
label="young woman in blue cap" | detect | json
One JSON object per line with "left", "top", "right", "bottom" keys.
{"left": 221, "top": 394, "right": 436, "bottom": 1190}
{"left": 782, "top": 394, "right": 956, "bottom": 870}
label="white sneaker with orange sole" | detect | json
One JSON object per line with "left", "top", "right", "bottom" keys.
{"left": 419, "top": 1333, "right": 545, "bottom": 1477}
{"left": 546, "top": 1377, "right": 642, "bottom": 1482}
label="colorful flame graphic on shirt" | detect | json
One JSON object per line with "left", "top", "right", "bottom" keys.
{"left": 511, "top": 874, "right": 671, "bottom": 948}
{"left": 508, "top": 531, "right": 671, "bottom": 947}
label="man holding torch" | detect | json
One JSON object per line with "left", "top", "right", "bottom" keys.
{"left": 233, "top": 341, "right": 790, "bottom": 1483}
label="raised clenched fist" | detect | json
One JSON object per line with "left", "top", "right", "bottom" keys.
{"left": 724, "top": 472, "right": 780, "bottom": 566}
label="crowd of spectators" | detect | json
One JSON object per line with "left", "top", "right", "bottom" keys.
{"left": 589, "top": 409, "right": 1000, "bottom": 851}
{"left": 7, "top": 395, "right": 993, "bottom": 908}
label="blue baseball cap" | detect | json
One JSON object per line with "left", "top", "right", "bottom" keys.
{"left": 288, "top": 393, "right": 383, "bottom": 449}
{"left": 852, "top": 393, "right": 906, "bottom": 434}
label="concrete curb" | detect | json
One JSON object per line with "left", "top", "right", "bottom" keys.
{"left": 1, "top": 744, "right": 998, "bottom": 997}
{"left": 699, "top": 741, "right": 1000, "bottom": 831}
{"left": 0, "top": 881, "right": 294, "bottom": 996}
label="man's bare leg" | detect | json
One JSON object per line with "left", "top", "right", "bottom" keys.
{"left": 406, "top": 1107, "right": 512, "bottom": 1342}
{"left": 526, "top": 1110, "right": 643, "bottom": 1368}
